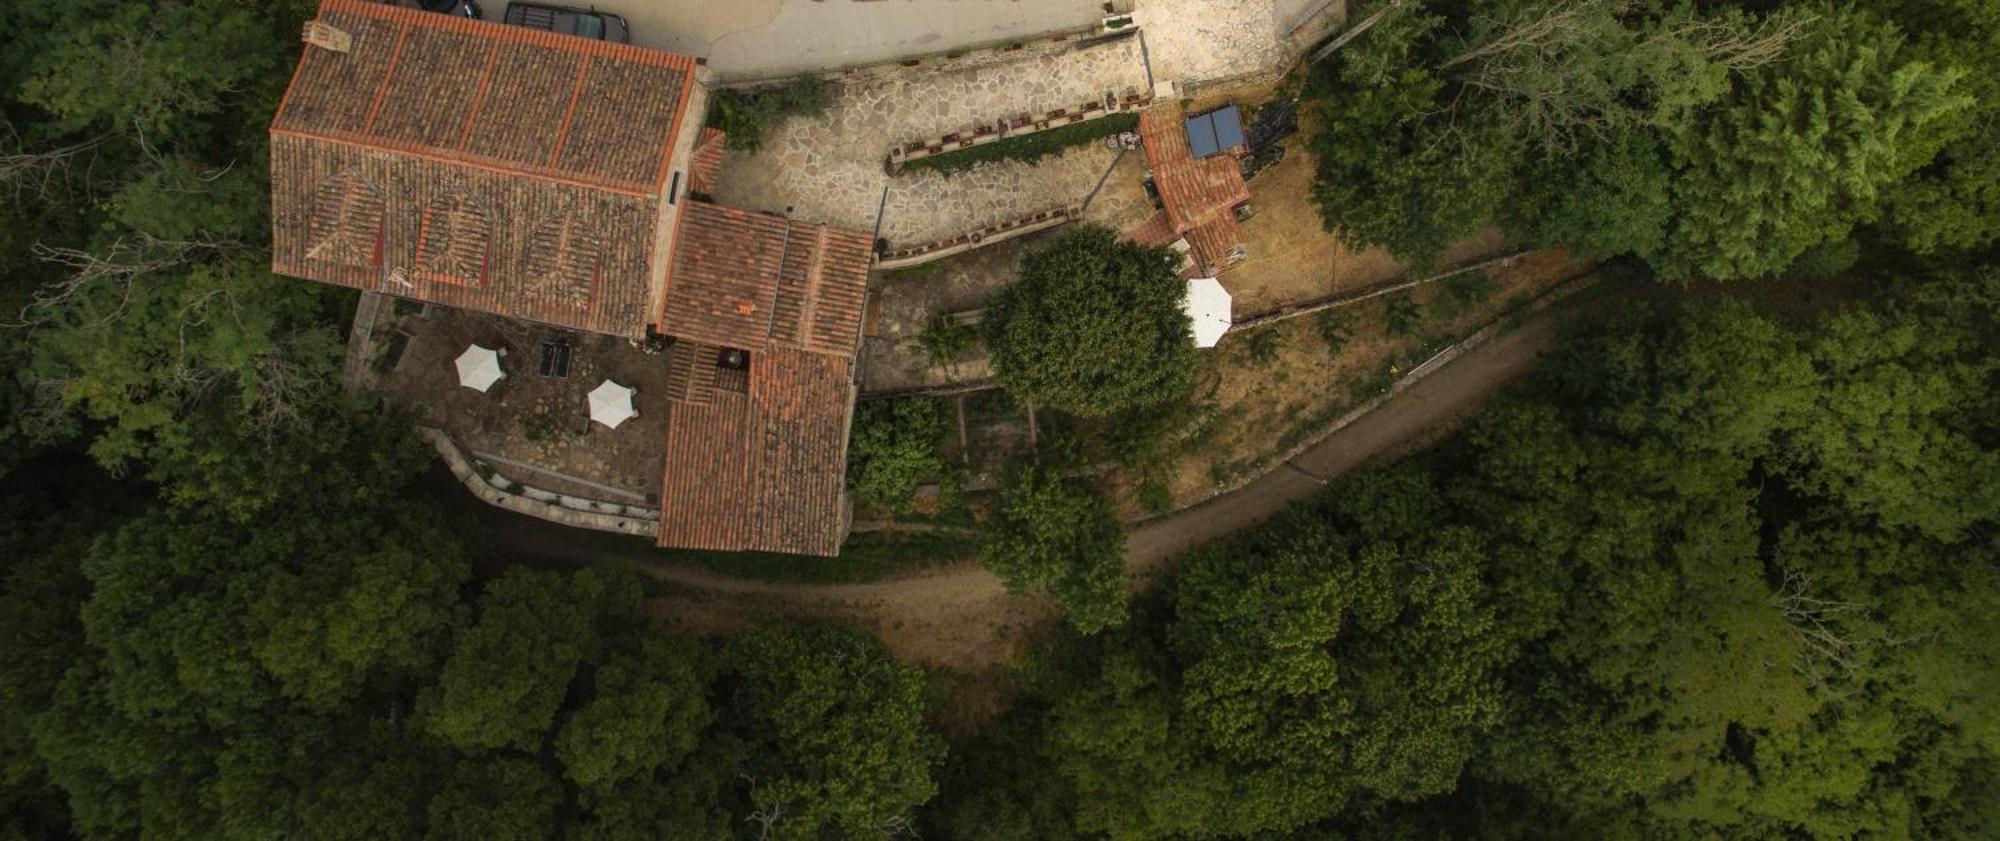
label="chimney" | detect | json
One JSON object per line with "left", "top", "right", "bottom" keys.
{"left": 302, "top": 21, "right": 353, "bottom": 53}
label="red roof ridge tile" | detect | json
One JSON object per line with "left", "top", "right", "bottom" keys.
{"left": 269, "top": 126, "right": 657, "bottom": 198}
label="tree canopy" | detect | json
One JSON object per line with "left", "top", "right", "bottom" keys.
{"left": 1308, "top": 0, "right": 1976, "bottom": 279}
{"left": 846, "top": 396, "right": 951, "bottom": 514}
{"left": 984, "top": 462, "right": 1130, "bottom": 633}
{"left": 984, "top": 225, "right": 1197, "bottom": 416}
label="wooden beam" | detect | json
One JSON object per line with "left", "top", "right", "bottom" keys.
{"left": 1308, "top": 0, "right": 1405, "bottom": 65}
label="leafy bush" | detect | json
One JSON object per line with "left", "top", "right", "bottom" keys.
{"left": 1138, "top": 477, "right": 1173, "bottom": 514}
{"left": 1384, "top": 294, "right": 1423, "bottom": 337}
{"left": 1433, "top": 272, "right": 1498, "bottom": 319}
{"left": 708, "top": 77, "right": 831, "bottom": 152}
{"left": 1240, "top": 327, "right": 1284, "bottom": 366}
{"left": 1317, "top": 310, "right": 1355, "bottom": 358}
{"left": 901, "top": 112, "right": 1138, "bottom": 176}
{"left": 521, "top": 410, "right": 567, "bottom": 443}
{"left": 918, "top": 317, "right": 980, "bottom": 367}
{"left": 846, "top": 397, "right": 950, "bottom": 514}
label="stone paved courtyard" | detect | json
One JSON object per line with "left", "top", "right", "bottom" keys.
{"left": 1137, "top": 0, "right": 1343, "bottom": 87}
{"left": 712, "top": 34, "right": 1151, "bottom": 248}
{"left": 375, "top": 307, "right": 671, "bottom": 501}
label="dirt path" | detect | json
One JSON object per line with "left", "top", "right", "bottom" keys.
{"left": 481, "top": 283, "right": 1614, "bottom": 670}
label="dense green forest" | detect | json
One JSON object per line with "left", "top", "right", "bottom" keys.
{"left": 2, "top": 0, "right": 1997, "bottom": 838}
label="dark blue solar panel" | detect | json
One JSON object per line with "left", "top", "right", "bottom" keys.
{"left": 1210, "top": 105, "right": 1245, "bottom": 153}
{"left": 1185, "top": 113, "right": 1220, "bottom": 159}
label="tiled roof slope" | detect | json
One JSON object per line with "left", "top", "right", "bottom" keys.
{"left": 655, "top": 343, "right": 858, "bottom": 556}
{"left": 1138, "top": 106, "right": 1250, "bottom": 270}
{"left": 662, "top": 202, "right": 872, "bottom": 357}
{"left": 687, "top": 128, "right": 727, "bottom": 195}
{"left": 269, "top": 0, "right": 698, "bottom": 336}
{"left": 655, "top": 201, "right": 874, "bottom": 557}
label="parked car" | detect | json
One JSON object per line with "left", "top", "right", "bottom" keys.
{"left": 503, "top": 2, "right": 628, "bottom": 42}
{"left": 418, "top": 0, "right": 482, "bottom": 19}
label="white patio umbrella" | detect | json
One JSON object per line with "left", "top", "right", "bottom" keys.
{"left": 1184, "top": 276, "right": 1233, "bottom": 348}
{"left": 588, "top": 380, "right": 638, "bottom": 429}
{"left": 454, "top": 344, "right": 505, "bottom": 392}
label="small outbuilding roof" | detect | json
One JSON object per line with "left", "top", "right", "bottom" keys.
{"left": 1139, "top": 105, "right": 1251, "bottom": 272}
{"left": 1184, "top": 105, "right": 1246, "bottom": 159}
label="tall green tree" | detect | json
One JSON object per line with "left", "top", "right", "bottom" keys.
{"left": 725, "top": 627, "right": 944, "bottom": 838}
{"left": 1875, "top": 0, "right": 2000, "bottom": 254}
{"left": 984, "top": 225, "right": 1196, "bottom": 417}
{"left": 1649, "top": 7, "right": 1968, "bottom": 278}
{"left": 555, "top": 636, "right": 713, "bottom": 792}
{"left": 1307, "top": 6, "right": 1521, "bottom": 269}
{"left": 421, "top": 568, "right": 639, "bottom": 753}
{"left": 983, "top": 462, "right": 1130, "bottom": 633}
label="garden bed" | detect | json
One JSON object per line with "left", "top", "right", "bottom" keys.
{"left": 900, "top": 112, "right": 1138, "bottom": 176}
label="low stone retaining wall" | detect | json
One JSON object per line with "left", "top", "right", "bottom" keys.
{"left": 877, "top": 205, "right": 1079, "bottom": 269}
{"left": 423, "top": 427, "right": 660, "bottom": 537}
{"left": 715, "top": 22, "right": 1137, "bottom": 88}
{"left": 886, "top": 92, "right": 1149, "bottom": 172}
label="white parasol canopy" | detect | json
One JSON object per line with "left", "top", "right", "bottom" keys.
{"left": 1183, "top": 276, "right": 1233, "bottom": 348}
{"left": 588, "top": 380, "right": 638, "bottom": 429}
{"left": 454, "top": 344, "right": 505, "bottom": 392}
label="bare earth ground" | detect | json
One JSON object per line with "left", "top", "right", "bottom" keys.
{"left": 487, "top": 281, "right": 1622, "bottom": 671}
{"left": 1223, "top": 135, "right": 1512, "bottom": 313}
{"left": 1127, "top": 248, "right": 1585, "bottom": 515}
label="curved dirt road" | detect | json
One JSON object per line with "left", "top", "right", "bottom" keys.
{"left": 481, "top": 283, "right": 1609, "bottom": 670}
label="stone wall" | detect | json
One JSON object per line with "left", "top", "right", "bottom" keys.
{"left": 876, "top": 205, "right": 1079, "bottom": 269}
{"left": 423, "top": 427, "right": 660, "bottom": 537}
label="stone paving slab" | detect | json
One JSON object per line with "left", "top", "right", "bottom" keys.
{"left": 712, "top": 35, "right": 1150, "bottom": 246}
{"left": 1136, "top": 0, "right": 1343, "bottom": 88}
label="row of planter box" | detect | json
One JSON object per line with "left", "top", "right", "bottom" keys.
{"left": 876, "top": 205, "right": 1081, "bottom": 269}
{"left": 885, "top": 91, "right": 1150, "bottom": 172}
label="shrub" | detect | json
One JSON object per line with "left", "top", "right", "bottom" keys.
{"left": 1788, "top": 238, "right": 1862, "bottom": 279}
{"left": 1317, "top": 310, "right": 1355, "bottom": 358}
{"left": 1432, "top": 272, "right": 1499, "bottom": 320}
{"left": 708, "top": 77, "right": 831, "bottom": 153}
{"left": 1240, "top": 328, "right": 1283, "bottom": 366}
{"left": 1138, "top": 477, "right": 1173, "bottom": 514}
{"left": 1384, "top": 294, "right": 1422, "bottom": 338}
{"left": 847, "top": 397, "right": 950, "bottom": 514}
{"left": 521, "top": 411, "right": 567, "bottom": 443}
{"left": 918, "top": 317, "right": 980, "bottom": 367}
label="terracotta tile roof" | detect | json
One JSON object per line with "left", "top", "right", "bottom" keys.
{"left": 1138, "top": 106, "right": 1251, "bottom": 270}
{"left": 662, "top": 202, "right": 872, "bottom": 357}
{"left": 687, "top": 128, "right": 726, "bottom": 195}
{"left": 655, "top": 343, "right": 856, "bottom": 556}
{"left": 268, "top": 0, "right": 700, "bottom": 336}
{"left": 650, "top": 200, "right": 875, "bottom": 556}
{"left": 1186, "top": 216, "right": 1248, "bottom": 269}
{"left": 1126, "top": 210, "right": 1179, "bottom": 247}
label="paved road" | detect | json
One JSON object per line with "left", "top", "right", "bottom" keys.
{"left": 474, "top": 280, "right": 1617, "bottom": 669}
{"left": 610, "top": 0, "right": 1105, "bottom": 80}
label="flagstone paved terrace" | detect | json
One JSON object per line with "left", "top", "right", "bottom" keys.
{"left": 710, "top": 33, "right": 1152, "bottom": 248}
{"left": 373, "top": 307, "right": 671, "bottom": 501}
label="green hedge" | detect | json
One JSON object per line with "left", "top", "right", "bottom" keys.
{"left": 901, "top": 111, "right": 1138, "bottom": 175}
